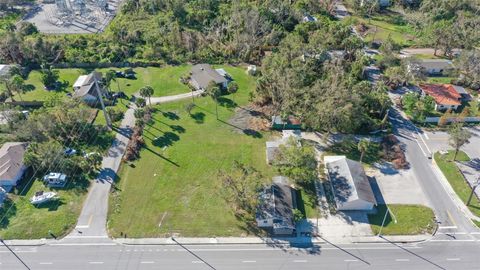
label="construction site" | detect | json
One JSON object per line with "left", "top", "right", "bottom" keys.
{"left": 24, "top": 0, "right": 122, "bottom": 34}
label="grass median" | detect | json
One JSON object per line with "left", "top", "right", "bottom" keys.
{"left": 434, "top": 151, "right": 480, "bottom": 218}
{"left": 368, "top": 204, "right": 435, "bottom": 235}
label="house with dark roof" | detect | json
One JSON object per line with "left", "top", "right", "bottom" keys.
{"left": 419, "top": 84, "right": 463, "bottom": 111}
{"left": 256, "top": 176, "right": 297, "bottom": 235}
{"left": 190, "top": 64, "right": 228, "bottom": 91}
{"left": 0, "top": 142, "right": 28, "bottom": 190}
{"left": 72, "top": 72, "right": 107, "bottom": 105}
{"left": 324, "top": 156, "right": 377, "bottom": 211}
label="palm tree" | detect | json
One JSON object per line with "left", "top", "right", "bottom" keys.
{"left": 139, "top": 86, "right": 154, "bottom": 107}
{"left": 205, "top": 81, "right": 221, "bottom": 119}
{"left": 10, "top": 75, "right": 26, "bottom": 101}
{"left": 105, "top": 70, "right": 117, "bottom": 94}
{"left": 357, "top": 139, "right": 370, "bottom": 164}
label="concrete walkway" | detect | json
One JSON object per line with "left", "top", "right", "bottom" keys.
{"left": 147, "top": 90, "right": 204, "bottom": 105}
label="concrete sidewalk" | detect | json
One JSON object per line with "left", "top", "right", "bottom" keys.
{"left": 147, "top": 90, "right": 204, "bottom": 105}
{"left": 2, "top": 234, "right": 432, "bottom": 247}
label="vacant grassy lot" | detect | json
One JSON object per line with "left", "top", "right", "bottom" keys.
{"left": 10, "top": 66, "right": 192, "bottom": 101}
{"left": 108, "top": 66, "right": 281, "bottom": 237}
{"left": 0, "top": 175, "right": 89, "bottom": 239}
{"left": 98, "top": 66, "right": 191, "bottom": 97}
{"left": 353, "top": 13, "right": 417, "bottom": 47}
{"left": 368, "top": 204, "right": 435, "bottom": 235}
{"left": 434, "top": 151, "right": 480, "bottom": 218}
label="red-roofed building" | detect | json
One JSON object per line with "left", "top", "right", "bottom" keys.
{"left": 419, "top": 84, "right": 462, "bottom": 111}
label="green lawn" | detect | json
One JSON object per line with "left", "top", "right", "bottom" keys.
{"left": 427, "top": 77, "right": 455, "bottom": 84}
{"left": 434, "top": 151, "right": 480, "bottom": 218}
{"left": 10, "top": 66, "right": 192, "bottom": 102}
{"left": 353, "top": 13, "right": 417, "bottom": 47}
{"left": 368, "top": 204, "right": 435, "bottom": 235}
{"left": 296, "top": 181, "right": 319, "bottom": 219}
{"left": 0, "top": 175, "right": 89, "bottom": 239}
{"left": 97, "top": 65, "right": 191, "bottom": 97}
{"left": 108, "top": 66, "right": 279, "bottom": 237}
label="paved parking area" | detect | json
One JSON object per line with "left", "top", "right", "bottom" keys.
{"left": 316, "top": 212, "right": 373, "bottom": 239}
{"left": 367, "top": 163, "right": 431, "bottom": 207}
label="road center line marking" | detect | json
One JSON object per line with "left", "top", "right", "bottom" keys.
{"left": 89, "top": 261, "right": 104, "bottom": 264}
{"left": 242, "top": 260, "right": 256, "bottom": 263}
{"left": 293, "top": 260, "right": 308, "bottom": 263}
{"left": 192, "top": 260, "right": 204, "bottom": 264}
{"left": 141, "top": 261, "right": 154, "bottom": 264}
{"left": 446, "top": 258, "right": 460, "bottom": 261}
{"left": 395, "top": 259, "right": 410, "bottom": 262}
{"left": 344, "top": 259, "right": 358, "bottom": 262}
{"left": 39, "top": 262, "right": 53, "bottom": 265}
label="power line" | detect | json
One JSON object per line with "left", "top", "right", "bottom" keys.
{"left": 0, "top": 238, "right": 32, "bottom": 270}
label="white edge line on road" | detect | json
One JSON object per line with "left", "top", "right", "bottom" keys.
{"left": 344, "top": 259, "right": 358, "bottom": 262}
{"left": 438, "top": 226, "right": 457, "bottom": 229}
{"left": 39, "top": 262, "right": 53, "bottom": 265}
{"left": 446, "top": 258, "right": 461, "bottom": 261}
{"left": 50, "top": 243, "right": 117, "bottom": 246}
{"left": 430, "top": 239, "right": 475, "bottom": 242}
{"left": 192, "top": 261, "right": 204, "bottom": 264}
{"left": 424, "top": 133, "right": 430, "bottom": 140}
{"left": 64, "top": 235, "right": 109, "bottom": 239}
{"left": 395, "top": 259, "right": 410, "bottom": 262}
{"left": 293, "top": 260, "right": 308, "bottom": 263}
{"left": 140, "top": 261, "right": 155, "bottom": 264}
{"left": 89, "top": 261, "right": 104, "bottom": 264}
{"left": 242, "top": 260, "right": 257, "bottom": 263}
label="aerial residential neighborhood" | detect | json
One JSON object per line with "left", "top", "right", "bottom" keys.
{"left": 0, "top": 0, "right": 480, "bottom": 269}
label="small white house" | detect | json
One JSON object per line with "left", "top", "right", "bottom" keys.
{"left": 72, "top": 72, "right": 106, "bottom": 105}
{"left": 0, "top": 142, "right": 28, "bottom": 190}
{"left": 190, "top": 64, "right": 228, "bottom": 91}
{"left": 324, "top": 156, "right": 377, "bottom": 211}
{"left": 408, "top": 59, "right": 454, "bottom": 76}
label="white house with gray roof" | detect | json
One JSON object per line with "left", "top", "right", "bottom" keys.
{"left": 190, "top": 64, "right": 228, "bottom": 91}
{"left": 72, "top": 72, "right": 106, "bottom": 105}
{"left": 324, "top": 156, "right": 377, "bottom": 211}
{"left": 0, "top": 142, "right": 28, "bottom": 190}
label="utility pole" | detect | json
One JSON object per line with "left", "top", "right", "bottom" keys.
{"left": 94, "top": 73, "right": 112, "bottom": 128}
{"left": 467, "top": 177, "right": 480, "bottom": 206}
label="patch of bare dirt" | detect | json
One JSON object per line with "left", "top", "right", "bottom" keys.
{"left": 228, "top": 104, "right": 273, "bottom": 133}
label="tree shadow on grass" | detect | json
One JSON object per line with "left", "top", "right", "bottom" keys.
{"left": 143, "top": 146, "right": 180, "bottom": 167}
{"left": 0, "top": 199, "right": 17, "bottom": 229}
{"left": 153, "top": 131, "right": 180, "bottom": 148}
{"left": 162, "top": 111, "right": 180, "bottom": 121}
{"left": 243, "top": 129, "right": 262, "bottom": 138}
{"left": 217, "top": 97, "right": 237, "bottom": 109}
{"left": 190, "top": 112, "right": 206, "bottom": 124}
{"left": 170, "top": 125, "right": 186, "bottom": 133}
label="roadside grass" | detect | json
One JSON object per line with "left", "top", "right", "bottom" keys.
{"left": 326, "top": 139, "right": 382, "bottom": 165}
{"left": 427, "top": 77, "right": 455, "bottom": 84}
{"left": 473, "top": 219, "right": 480, "bottom": 229}
{"left": 368, "top": 204, "right": 435, "bottom": 235}
{"left": 0, "top": 173, "right": 89, "bottom": 239}
{"left": 10, "top": 66, "right": 192, "bottom": 102}
{"left": 108, "top": 66, "right": 279, "bottom": 237}
{"left": 434, "top": 151, "right": 480, "bottom": 218}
